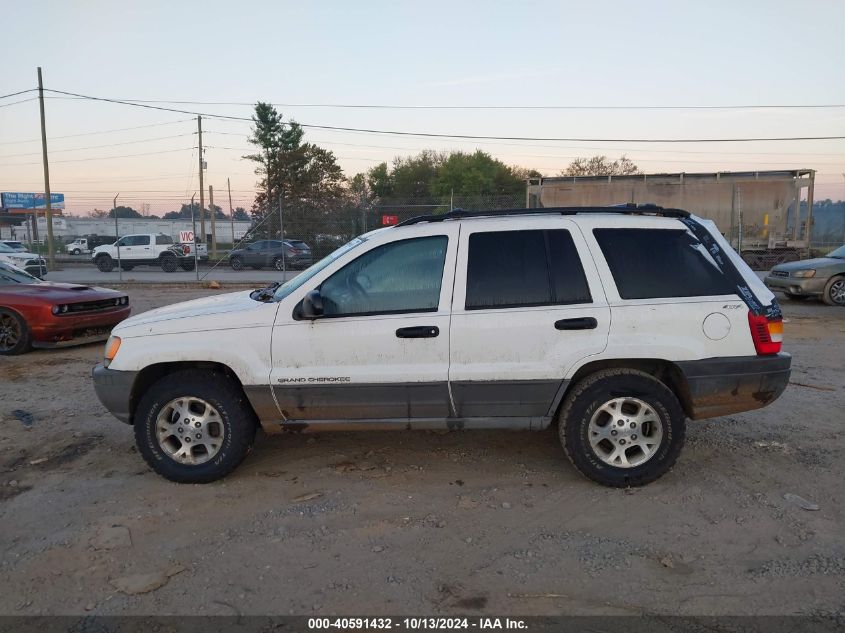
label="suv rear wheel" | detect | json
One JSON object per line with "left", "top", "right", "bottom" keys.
{"left": 160, "top": 253, "right": 177, "bottom": 273}
{"left": 558, "top": 368, "right": 685, "bottom": 487}
{"left": 134, "top": 369, "right": 258, "bottom": 483}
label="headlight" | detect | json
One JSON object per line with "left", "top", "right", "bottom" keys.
{"left": 792, "top": 269, "right": 816, "bottom": 278}
{"left": 104, "top": 335, "right": 122, "bottom": 367}
{"left": 51, "top": 305, "right": 60, "bottom": 315}
{"left": 51, "top": 304, "right": 67, "bottom": 314}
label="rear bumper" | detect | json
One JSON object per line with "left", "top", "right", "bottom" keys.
{"left": 92, "top": 363, "right": 137, "bottom": 424}
{"left": 676, "top": 353, "right": 791, "bottom": 420}
{"left": 764, "top": 275, "right": 826, "bottom": 296}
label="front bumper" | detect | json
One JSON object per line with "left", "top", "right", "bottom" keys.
{"left": 30, "top": 306, "right": 131, "bottom": 346}
{"left": 676, "top": 353, "right": 791, "bottom": 420}
{"left": 92, "top": 363, "right": 138, "bottom": 424}
{"left": 764, "top": 274, "right": 826, "bottom": 296}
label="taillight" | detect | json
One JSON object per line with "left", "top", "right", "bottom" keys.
{"left": 748, "top": 312, "right": 783, "bottom": 355}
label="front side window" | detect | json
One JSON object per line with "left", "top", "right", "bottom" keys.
{"left": 320, "top": 236, "right": 448, "bottom": 317}
{"left": 593, "top": 228, "right": 735, "bottom": 299}
{"left": 465, "top": 229, "right": 591, "bottom": 310}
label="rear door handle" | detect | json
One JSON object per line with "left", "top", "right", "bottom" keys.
{"left": 396, "top": 326, "right": 439, "bottom": 338}
{"left": 555, "top": 317, "right": 598, "bottom": 330}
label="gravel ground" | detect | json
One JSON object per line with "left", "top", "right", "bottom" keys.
{"left": 0, "top": 286, "right": 843, "bottom": 616}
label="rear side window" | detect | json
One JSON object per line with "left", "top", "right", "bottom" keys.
{"left": 593, "top": 228, "right": 735, "bottom": 299}
{"left": 465, "top": 229, "right": 591, "bottom": 310}
{"left": 156, "top": 235, "right": 173, "bottom": 245}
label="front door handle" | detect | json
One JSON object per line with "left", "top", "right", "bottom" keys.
{"left": 555, "top": 317, "right": 598, "bottom": 330}
{"left": 396, "top": 326, "right": 439, "bottom": 338}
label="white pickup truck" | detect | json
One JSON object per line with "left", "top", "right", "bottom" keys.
{"left": 91, "top": 233, "right": 205, "bottom": 273}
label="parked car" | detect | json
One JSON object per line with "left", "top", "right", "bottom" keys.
{"left": 65, "top": 235, "right": 117, "bottom": 255}
{"left": 1, "top": 240, "right": 28, "bottom": 253}
{"left": 93, "top": 206, "right": 790, "bottom": 486}
{"left": 0, "top": 261, "right": 130, "bottom": 355}
{"left": 764, "top": 245, "right": 845, "bottom": 306}
{"left": 0, "top": 242, "right": 47, "bottom": 277}
{"left": 228, "top": 239, "right": 313, "bottom": 271}
{"left": 91, "top": 233, "right": 197, "bottom": 272}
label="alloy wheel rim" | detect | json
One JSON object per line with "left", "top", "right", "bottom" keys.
{"left": 156, "top": 397, "right": 226, "bottom": 465}
{"left": 830, "top": 280, "right": 845, "bottom": 304}
{"left": 0, "top": 314, "right": 21, "bottom": 351}
{"left": 587, "top": 397, "right": 664, "bottom": 468}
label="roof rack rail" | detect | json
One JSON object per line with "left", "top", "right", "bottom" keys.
{"left": 396, "top": 204, "right": 690, "bottom": 226}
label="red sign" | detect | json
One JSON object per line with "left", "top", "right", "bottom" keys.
{"left": 381, "top": 214, "right": 399, "bottom": 226}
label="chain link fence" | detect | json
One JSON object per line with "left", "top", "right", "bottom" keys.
{"left": 246, "top": 193, "right": 526, "bottom": 262}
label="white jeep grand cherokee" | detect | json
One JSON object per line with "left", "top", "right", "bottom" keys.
{"left": 93, "top": 206, "right": 790, "bottom": 487}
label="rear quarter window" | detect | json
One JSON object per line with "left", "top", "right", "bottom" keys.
{"left": 593, "top": 228, "right": 735, "bottom": 299}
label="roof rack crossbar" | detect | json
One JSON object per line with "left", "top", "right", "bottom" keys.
{"left": 396, "top": 204, "right": 690, "bottom": 226}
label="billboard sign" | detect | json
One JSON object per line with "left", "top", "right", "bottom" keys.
{"left": 1, "top": 192, "right": 65, "bottom": 210}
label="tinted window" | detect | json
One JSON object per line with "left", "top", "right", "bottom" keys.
{"left": 156, "top": 235, "right": 173, "bottom": 245}
{"left": 465, "top": 230, "right": 591, "bottom": 310}
{"left": 124, "top": 235, "right": 150, "bottom": 246}
{"left": 593, "top": 228, "right": 735, "bottom": 299}
{"left": 321, "top": 236, "right": 448, "bottom": 316}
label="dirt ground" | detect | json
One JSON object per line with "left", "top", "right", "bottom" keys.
{"left": 1, "top": 285, "right": 843, "bottom": 617}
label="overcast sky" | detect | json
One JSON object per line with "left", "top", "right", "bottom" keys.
{"left": 2, "top": 0, "right": 844, "bottom": 214}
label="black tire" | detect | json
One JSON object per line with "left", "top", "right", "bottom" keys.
{"left": 273, "top": 257, "right": 284, "bottom": 271}
{"left": 134, "top": 369, "right": 258, "bottom": 483}
{"left": 71, "top": 248, "right": 81, "bottom": 255}
{"left": 230, "top": 256, "right": 243, "bottom": 271}
{"left": 179, "top": 259, "right": 196, "bottom": 271}
{"left": 0, "top": 308, "right": 32, "bottom": 356}
{"left": 96, "top": 255, "right": 114, "bottom": 273}
{"left": 558, "top": 368, "right": 686, "bottom": 487}
{"left": 822, "top": 275, "right": 845, "bottom": 306}
{"left": 160, "top": 254, "right": 178, "bottom": 273}
{"left": 783, "top": 292, "right": 809, "bottom": 301}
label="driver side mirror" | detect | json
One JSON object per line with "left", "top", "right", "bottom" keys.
{"left": 300, "top": 289, "right": 324, "bottom": 319}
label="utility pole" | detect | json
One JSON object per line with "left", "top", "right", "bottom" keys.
{"left": 197, "top": 116, "right": 206, "bottom": 246}
{"left": 227, "top": 177, "right": 235, "bottom": 247}
{"left": 114, "top": 194, "right": 122, "bottom": 282}
{"left": 37, "top": 67, "right": 55, "bottom": 271}
{"left": 209, "top": 184, "right": 217, "bottom": 261}
{"left": 190, "top": 193, "right": 199, "bottom": 281}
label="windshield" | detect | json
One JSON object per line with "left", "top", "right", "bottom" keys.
{"left": 0, "top": 262, "right": 38, "bottom": 285}
{"left": 827, "top": 245, "right": 845, "bottom": 259}
{"left": 0, "top": 243, "right": 15, "bottom": 253}
{"left": 273, "top": 236, "right": 366, "bottom": 301}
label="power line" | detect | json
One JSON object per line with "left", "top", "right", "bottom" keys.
{"left": 41, "top": 88, "right": 845, "bottom": 144}
{"left": 0, "top": 146, "right": 195, "bottom": 167}
{"left": 0, "top": 88, "right": 37, "bottom": 100}
{"left": 0, "top": 97, "right": 38, "bottom": 109}
{"left": 38, "top": 94, "right": 845, "bottom": 110}
{"left": 0, "top": 134, "right": 195, "bottom": 158}
{"left": 0, "top": 118, "right": 194, "bottom": 145}
{"left": 205, "top": 129, "right": 845, "bottom": 159}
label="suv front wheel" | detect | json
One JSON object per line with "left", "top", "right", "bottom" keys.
{"left": 558, "top": 368, "right": 686, "bottom": 487}
{"left": 134, "top": 369, "right": 258, "bottom": 483}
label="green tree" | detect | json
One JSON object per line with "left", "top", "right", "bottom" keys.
{"left": 430, "top": 150, "right": 528, "bottom": 198}
{"left": 562, "top": 155, "right": 640, "bottom": 177}
{"left": 245, "top": 102, "right": 348, "bottom": 240}
{"left": 109, "top": 206, "right": 141, "bottom": 219}
{"left": 233, "top": 207, "right": 250, "bottom": 221}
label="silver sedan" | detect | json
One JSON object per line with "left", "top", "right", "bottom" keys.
{"left": 764, "top": 245, "right": 845, "bottom": 306}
